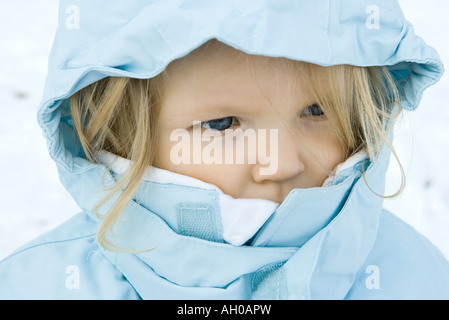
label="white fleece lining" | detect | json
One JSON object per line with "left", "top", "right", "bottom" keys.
{"left": 322, "top": 151, "right": 368, "bottom": 187}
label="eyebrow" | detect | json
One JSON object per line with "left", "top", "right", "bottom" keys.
{"left": 175, "top": 102, "right": 258, "bottom": 119}
{"left": 164, "top": 96, "right": 316, "bottom": 125}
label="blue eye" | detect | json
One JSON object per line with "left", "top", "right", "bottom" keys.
{"left": 201, "top": 117, "right": 236, "bottom": 131}
{"left": 301, "top": 104, "right": 325, "bottom": 117}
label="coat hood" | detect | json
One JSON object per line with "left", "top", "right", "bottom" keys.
{"left": 35, "top": 0, "right": 446, "bottom": 299}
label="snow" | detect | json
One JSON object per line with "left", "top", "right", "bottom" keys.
{"left": 0, "top": 0, "right": 448, "bottom": 260}
{"left": 0, "top": 0, "right": 81, "bottom": 259}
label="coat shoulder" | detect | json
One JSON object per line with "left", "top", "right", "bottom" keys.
{"left": 0, "top": 212, "right": 139, "bottom": 299}
{"left": 346, "top": 209, "right": 449, "bottom": 299}
{"left": 5, "top": 212, "right": 98, "bottom": 256}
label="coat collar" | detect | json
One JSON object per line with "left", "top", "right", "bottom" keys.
{"left": 96, "top": 150, "right": 368, "bottom": 247}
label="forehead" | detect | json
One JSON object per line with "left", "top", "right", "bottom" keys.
{"left": 167, "top": 40, "right": 301, "bottom": 85}
{"left": 160, "top": 40, "right": 308, "bottom": 113}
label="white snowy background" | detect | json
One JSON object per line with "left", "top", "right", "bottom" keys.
{"left": 0, "top": 0, "right": 448, "bottom": 260}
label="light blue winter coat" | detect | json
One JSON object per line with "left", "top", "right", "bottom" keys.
{"left": 1, "top": 0, "right": 449, "bottom": 299}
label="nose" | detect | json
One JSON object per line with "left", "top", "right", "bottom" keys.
{"left": 251, "top": 128, "right": 305, "bottom": 184}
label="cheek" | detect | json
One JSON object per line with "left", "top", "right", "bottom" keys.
{"left": 301, "top": 131, "right": 347, "bottom": 182}
{"left": 152, "top": 133, "right": 247, "bottom": 196}
{"left": 321, "top": 135, "right": 346, "bottom": 164}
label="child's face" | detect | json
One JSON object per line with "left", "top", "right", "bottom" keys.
{"left": 153, "top": 44, "right": 346, "bottom": 204}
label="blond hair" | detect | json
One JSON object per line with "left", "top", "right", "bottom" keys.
{"left": 70, "top": 42, "right": 403, "bottom": 250}
{"left": 70, "top": 75, "right": 167, "bottom": 249}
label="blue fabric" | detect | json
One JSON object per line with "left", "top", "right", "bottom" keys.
{"left": 1, "top": 0, "right": 448, "bottom": 299}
